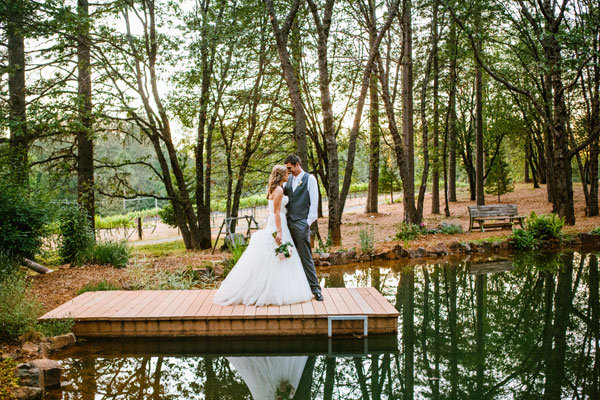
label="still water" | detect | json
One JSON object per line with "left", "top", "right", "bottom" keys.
{"left": 49, "top": 251, "right": 599, "bottom": 399}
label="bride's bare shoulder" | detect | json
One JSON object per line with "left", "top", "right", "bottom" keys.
{"left": 268, "top": 186, "right": 283, "bottom": 200}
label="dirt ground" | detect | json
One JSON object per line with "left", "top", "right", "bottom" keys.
{"left": 23, "top": 182, "right": 600, "bottom": 320}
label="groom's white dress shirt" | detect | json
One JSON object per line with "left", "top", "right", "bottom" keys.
{"left": 292, "top": 170, "right": 318, "bottom": 227}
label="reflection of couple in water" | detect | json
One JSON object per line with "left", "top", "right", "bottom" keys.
{"left": 226, "top": 356, "right": 315, "bottom": 400}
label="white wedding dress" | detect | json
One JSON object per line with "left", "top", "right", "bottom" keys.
{"left": 213, "top": 195, "right": 313, "bottom": 306}
{"left": 226, "top": 356, "right": 308, "bottom": 400}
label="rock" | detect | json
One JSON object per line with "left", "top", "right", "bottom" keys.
{"left": 408, "top": 247, "right": 426, "bottom": 258}
{"left": 319, "top": 252, "right": 330, "bottom": 261}
{"left": 44, "top": 333, "right": 76, "bottom": 351}
{"left": 29, "top": 359, "right": 62, "bottom": 389}
{"left": 579, "top": 233, "right": 595, "bottom": 244}
{"left": 344, "top": 250, "right": 357, "bottom": 262}
{"left": 491, "top": 241, "right": 503, "bottom": 251}
{"left": 319, "top": 261, "right": 331, "bottom": 267}
{"left": 385, "top": 245, "right": 403, "bottom": 259}
{"left": 358, "top": 254, "right": 371, "bottom": 263}
{"left": 312, "top": 253, "right": 321, "bottom": 261}
{"left": 212, "top": 264, "right": 224, "bottom": 276}
{"left": 329, "top": 251, "right": 347, "bottom": 265}
{"left": 1, "top": 352, "right": 21, "bottom": 360}
{"left": 15, "top": 363, "right": 40, "bottom": 387}
{"left": 448, "top": 241, "right": 463, "bottom": 252}
{"left": 373, "top": 251, "right": 388, "bottom": 260}
{"left": 21, "top": 342, "right": 39, "bottom": 356}
{"left": 480, "top": 242, "right": 492, "bottom": 253}
{"left": 13, "top": 386, "right": 43, "bottom": 400}
{"left": 500, "top": 239, "right": 512, "bottom": 250}
{"left": 426, "top": 243, "right": 448, "bottom": 256}
{"left": 463, "top": 242, "right": 473, "bottom": 253}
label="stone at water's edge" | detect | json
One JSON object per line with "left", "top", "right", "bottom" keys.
{"left": 21, "top": 342, "right": 39, "bottom": 357}
{"left": 43, "top": 333, "right": 76, "bottom": 351}
{"left": 15, "top": 363, "right": 40, "bottom": 387}
{"left": 13, "top": 386, "right": 43, "bottom": 400}
{"left": 29, "top": 358, "right": 62, "bottom": 389}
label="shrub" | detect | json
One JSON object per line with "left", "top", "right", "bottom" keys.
{"left": 126, "top": 262, "right": 196, "bottom": 290}
{"left": 77, "top": 280, "right": 122, "bottom": 295}
{"left": 316, "top": 235, "right": 332, "bottom": 253}
{"left": 395, "top": 223, "right": 425, "bottom": 241}
{"left": 58, "top": 205, "right": 95, "bottom": 265}
{"left": 158, "top": 201, "right": 177, "bottom": 228}
{"left": 0, "top": 252, "right": 19, "bottom": 280}
{"left": 591, "top": 226, "right": 600, "bottom": 235}
{"left": 88, "top": 241, "right": 130, "bottom": 268}
{"left": 437, "top": 222, "right": 463, "bottom": 235}
{"left": 0, "top": 358, "right": 18, "bottom": 400}
{"left": 0, "top": 183, "right": 49, "bottom": 259}
{"left": 511, "top": 229, "right": 538, "bottom": 251}
{"left": 359, "top": 225, "right": 375, "bottom": 255}
{"left": 37, "top": 318, "right": 74, "bottom": 337}
{"left": 525, "top": 211, "right": 564, "bottom": 241}
{"left": 226, "top": 234, "right": 247, "bottom": 261}
{"left": 0, "top": 273, "right": 43, "bottom": 340}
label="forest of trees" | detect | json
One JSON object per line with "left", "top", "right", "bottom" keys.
{"left": 1, "top": 0, "right": 599, "bottom": 249}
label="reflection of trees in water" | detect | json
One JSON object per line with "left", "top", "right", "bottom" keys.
{"left": 57, "top": 252, "right": 598, "bottom": 399}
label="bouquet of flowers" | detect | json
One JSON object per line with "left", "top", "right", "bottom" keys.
{"left": 272, "top": 232, "right": 294, "bottom": 260}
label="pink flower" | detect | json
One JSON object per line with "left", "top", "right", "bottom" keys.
{"left": 278, "top": 253, "right": 286, "bottom": 261}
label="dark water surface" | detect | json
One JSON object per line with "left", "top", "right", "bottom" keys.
{"left": 49, "top": 251, "right": 600, "bottom": 399}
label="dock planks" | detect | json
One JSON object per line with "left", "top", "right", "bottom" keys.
{"left": 39, "top": 287, "right": 399, "bottom": 337}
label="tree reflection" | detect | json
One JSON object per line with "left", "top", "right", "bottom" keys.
{"left": 52, "top": 252, "right": 599, "bottom": 399}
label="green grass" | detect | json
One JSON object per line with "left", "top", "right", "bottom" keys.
{"left": 133, "top": 240, "right": 188, "bottom": 257}
{"left": 469, "top": 235, "right": 510, "bottom": 244}
{"left": 77, "top": 280, "right": 122, "bottom": 295}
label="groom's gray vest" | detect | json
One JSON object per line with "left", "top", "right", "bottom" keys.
{"left": 285, "top": 173, "right": 310, "bottom": 222}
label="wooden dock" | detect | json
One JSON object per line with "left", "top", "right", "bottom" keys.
{"left": 39, "top": 287, "right": 399, "bottom": 337}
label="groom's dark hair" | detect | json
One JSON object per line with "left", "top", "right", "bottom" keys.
{"left": 284, "top": 154, "right": 301, "bottom": 165}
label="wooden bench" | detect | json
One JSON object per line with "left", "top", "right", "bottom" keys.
{"left": 468, "top": 205, "right": 525, "bottom": 232}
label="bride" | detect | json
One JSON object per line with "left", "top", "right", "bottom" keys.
{"left": 213, "top": 165, "right": 313, "bottom": 306}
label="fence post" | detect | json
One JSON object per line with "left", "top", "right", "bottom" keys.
{"left": 137, "top": 217, "right": 143, "bottom": 240}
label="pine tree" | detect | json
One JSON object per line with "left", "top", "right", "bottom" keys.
{"left": 485, "top": 151, "right": 514, "bottom": 202}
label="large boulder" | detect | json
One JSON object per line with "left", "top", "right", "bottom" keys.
{"left": 43, "top": 333, "right": 76, "bottom": 351}
{"left": 15, "top": 363, "right": 40, "bottom": 387}
{"left": 13, "top": 386, "right": 43, "bottom": 400}
{"left": 29, "top": 359, "right": 62, "bottom": 389}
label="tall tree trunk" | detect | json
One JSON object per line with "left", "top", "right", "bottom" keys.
{"left": 475, "top": 274, "right": 486, "bottom": 396}
{"left": 401, "top": 0, "right": 420, "bottom": 223}
{"left": 475, "top": 64, "right": 485, "bottom": 205}
{"left": 543, "top": 253, "right": 573, "bottom": 399}
{"left": 447, "top": 22, "right": 458, "bottom": 202}
{"left": 7, "top": 10, "right": 28, "bottom": 186}
{"left": 264, "top": 0, "right": 309, "bottom": 166}
{"left": 589, "top": 255, "right": 600, "bottom": 400}
{"left": 77, "top": 0, "right": 95, "bottom": 231}
{"left": 307, "top": 0, "right": 342, "bottom": 245}
{"left": 431, "top": 0, "right": 440, "bottom": 214}
{"left": 366, "top": 29, "right": 380, "bottom": 214}
{"left": 400, "top": 267, "right": 415, "bottom": 398}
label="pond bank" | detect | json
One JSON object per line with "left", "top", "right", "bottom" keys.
{"left": 314, "top": 232, "right": 600, "bottom": 266}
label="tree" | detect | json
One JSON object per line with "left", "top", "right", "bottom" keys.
{"left": 76, "top": 0, "right": 95, "bottom": 231}
{"left": 485, "top": 149, "right": 514, "bottom": 202}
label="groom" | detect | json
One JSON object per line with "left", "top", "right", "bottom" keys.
{"left": 284, "top": 154, "right": 324, "bottom": 301}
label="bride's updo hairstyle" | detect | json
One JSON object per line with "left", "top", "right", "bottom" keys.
{"left": 267, "top": 165, "right": 288, "bottom": 199}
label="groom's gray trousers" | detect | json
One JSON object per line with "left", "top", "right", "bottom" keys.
{"left": 287, "top": 218, "right": 321, "bottom": 293}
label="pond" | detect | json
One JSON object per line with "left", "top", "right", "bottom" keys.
{"left": 48, "top": 251, "right": 599, "bottom": 399}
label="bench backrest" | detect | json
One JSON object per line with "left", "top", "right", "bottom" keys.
{"left": 468, "top": 204, "right": 519, "bottom": 218}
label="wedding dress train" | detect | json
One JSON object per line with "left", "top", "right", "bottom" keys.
{"left": 226, "top": 356, "right": 308, "bottom": 400}
{"left": 213, "top": 195, "right": 313, "bottom": 306}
